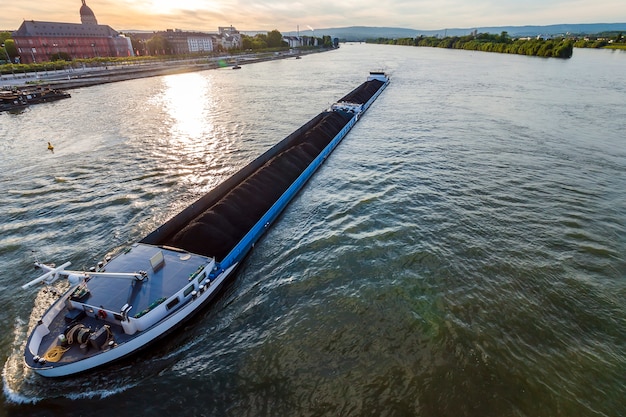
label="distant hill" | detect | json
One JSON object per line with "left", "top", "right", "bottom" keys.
{"left": 284, "top": 23, "right": 626, "bottom": 41}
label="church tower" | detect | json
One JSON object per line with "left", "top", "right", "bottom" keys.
{"left": 80, "top": 0, "right": 98, "bottom": 25}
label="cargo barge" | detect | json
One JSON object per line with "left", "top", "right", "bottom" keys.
{"left": 21, "top": 72, "right": 389, "bottom": 377}
{"left": 0, "top": 86, "right": 71, "bottom": 112}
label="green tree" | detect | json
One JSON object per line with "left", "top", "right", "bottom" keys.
{"left": 537, "top": 40, "right": 554, "bottom": 57}
{"left": 593, "top": 39, "right": 608, "bottom": 48}
{"left": 0, "top": 31, "right": 11, "bottom": 44}
{"left": 438, "top": 38, "right": 454, "bottom": 48}
{"left": 241, "top": 35, "right": 253, "bottom": 50}
{"left": 266, "top": 30, "right": 284, "bottom": 48}
{"left": 50, "top": 51, "right": 72, "bottom": 61}
{"left": 553, "top": 40, "right": 573, "bottom": 58}
{"left": 251, "top": 34, "right": 267, "bottom": 50}
{"left": 147, "top": 35, "right": 171, "bottom": 55}
{"left": 1, "top": 39, "right": 19, "bottom": 58}
{"left": 0, "top": 32, "right": 18, "bottom": 60}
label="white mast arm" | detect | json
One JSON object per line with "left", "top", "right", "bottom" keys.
{"left": 22, "top": 262, "right": 147, "bottom": 290}
{"left": 22, "top": 261, "right": 72, "bottom": 289}
{"left": 80, "top": 271, "right": 147, "bottom": 281}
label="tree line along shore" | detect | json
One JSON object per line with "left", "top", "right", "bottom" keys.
{"left": 367, "top": 32, "right": 577, "bottom": 58}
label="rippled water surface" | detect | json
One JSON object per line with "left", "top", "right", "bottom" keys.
{"left": 1, "top": 44, "right": 625, "bottom": 417}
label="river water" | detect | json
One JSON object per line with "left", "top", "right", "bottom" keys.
{"left": 1, "top": 44, "right": 624, "bottom": 417}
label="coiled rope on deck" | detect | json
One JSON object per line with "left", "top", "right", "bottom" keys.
{"left": 42, "top": 345, "right": 70, "bottom": 362}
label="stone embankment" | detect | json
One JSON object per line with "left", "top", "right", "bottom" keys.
{"left": 1, "top": 49, "right": 328, "bottom": 90}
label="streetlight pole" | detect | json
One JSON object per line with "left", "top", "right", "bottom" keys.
{"left": 1, "top": 43, "right": 15, "bottom": 77}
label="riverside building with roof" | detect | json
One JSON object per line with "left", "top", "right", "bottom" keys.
{"left": 12, "top": 0, "right": 133, "bottom": 64}
{"left": 131, "top": 26, "right": 241, "bottom": 55}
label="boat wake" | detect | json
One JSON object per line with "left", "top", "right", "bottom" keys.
{"left": 2, "top": 288, "right": 144, "bottom": 404}
{"left": 3, "top": 357, "right": 137, "bottom": 404}
{"left": 3, "top": 284, "right": 231, "bottom": 403}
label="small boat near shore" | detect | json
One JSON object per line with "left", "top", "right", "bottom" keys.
{"left": 0, "top": 86, "right": 70, "bottom": 112}
{"left": 0, "top": 90, "right": 28, "bottom": 112}
{"left": 21, "top": 72, "right": 390, "bottom": 378}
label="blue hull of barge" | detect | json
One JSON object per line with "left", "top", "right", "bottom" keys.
{"left": 216, "top": 78, "right": 389, "bottom": 276}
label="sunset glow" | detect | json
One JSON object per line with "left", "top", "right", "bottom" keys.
{"left": 146, "top": 0, "right": 213, "bottom": 14}
{"left": 1, "top": 0, "right": 625, "bottom": 32}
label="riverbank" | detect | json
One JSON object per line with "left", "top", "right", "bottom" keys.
{"left": 367, "top": 34, "right": 574, "bottom": 58}
{"left": 0, "top": 48, "right": 328, "bottom": 90}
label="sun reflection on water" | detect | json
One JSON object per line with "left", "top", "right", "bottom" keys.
{"left": 144, "top": 71, "right": 245, "bottom": 205}
{"left": 159, "top": 72, "right": 214, "bottom": 144}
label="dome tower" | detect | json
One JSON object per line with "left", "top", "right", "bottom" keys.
{"left": 80, "top": 0, "right": 98, "bottom": 25}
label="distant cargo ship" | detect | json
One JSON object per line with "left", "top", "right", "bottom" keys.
{"left": 22, "top": 72, "right": 390, "bottom": 378}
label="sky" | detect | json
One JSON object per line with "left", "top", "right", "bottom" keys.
{"left": 1, "top": 0, "right": 625, "bottom": 33}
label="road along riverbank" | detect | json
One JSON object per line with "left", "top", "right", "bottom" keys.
{"left": 0, "top": 48, "right": 330, "bottom": 90}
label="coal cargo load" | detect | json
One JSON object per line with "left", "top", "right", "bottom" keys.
{"left": 141, "top": 74, "right": 388, "bottom": 262}
{"left": 162, "top": 110, "right": 352, "bottom": 260}
{"left": 338, "top": 79, "right": 384, "bottom": 104}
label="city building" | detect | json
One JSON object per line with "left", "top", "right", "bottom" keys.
{"left": 12, "top": 0, "right": 133, "bottom": 64}
{"left": 283, "top": 36, "right": 318, "bottom": 48}
{"left": 131, "top": 26, "right": 241, "bottom": 55}
{"left": 156, "top": 29, "right": 214, "bottom": 55}
{"left": 217, "top": 26, "right": 242, "bottom": 50}
{"left": 283, "top": 36, "right": 303, "bottom": 48}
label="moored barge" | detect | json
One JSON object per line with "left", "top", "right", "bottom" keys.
{"left": 22, "top": 72, "right": 390, "bottom": 377}
{"left": 0, "top": 86, "right": 70, "bottom": 112}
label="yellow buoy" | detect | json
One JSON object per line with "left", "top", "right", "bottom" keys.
{"left": 47, "top": 141, "right": 54, "bottom": 152}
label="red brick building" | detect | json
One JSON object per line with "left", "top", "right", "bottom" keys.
{"left": 12, "top": 1, "right": 133, "bottom": 64}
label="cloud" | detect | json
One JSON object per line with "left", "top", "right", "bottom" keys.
{"left": 1, "top": 0, "right": 625, "bottom": 32}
